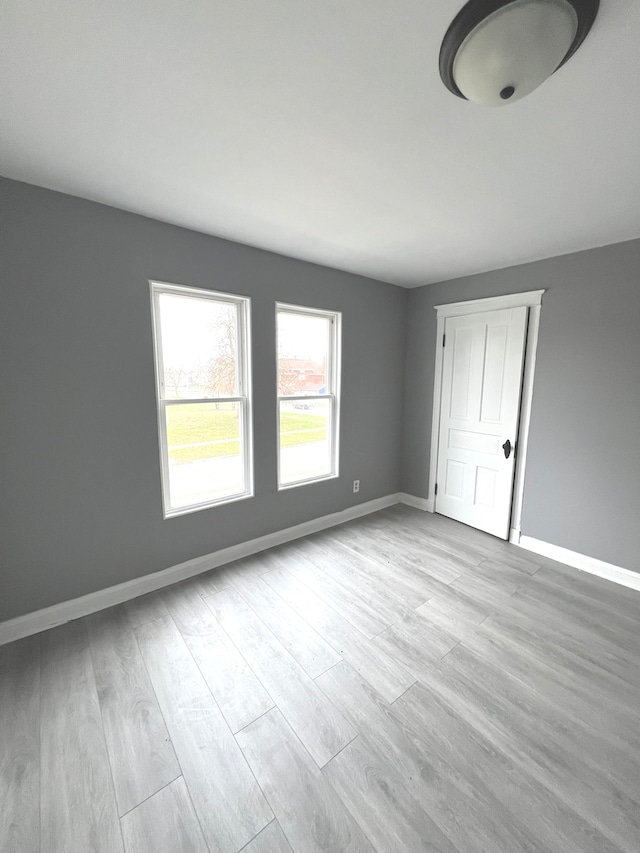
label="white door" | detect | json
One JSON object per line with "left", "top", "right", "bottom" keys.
{"left": 435, "top": 306, "right": 528, "bottom": 539}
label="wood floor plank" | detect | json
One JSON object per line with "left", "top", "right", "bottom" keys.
{"left": 432, "top": 575, "right": 518, "bottom": 621}
{"left": 442, "top": 646, "right": 640, "bottom": 853}
{"left": 373, "top": 507, "right": 492, "bottom": 567}
{"left": 393, "top": 680, "right": 622, "bottom": 853}
{"left": 240, "top": 820, "right": 294, "bottom": 853}
{"left": 21, "top": 505, "right": 640, "bottom": 853}
{"left": 124, "top": 591, "right": 169, "bottom": 628}
{"left": 470, "top": 557, "right": 537, "bottom": 588}
{"left": 533, "top": 557, "right": 640, "bottom": 618}
{"left": 228, "top": 563, "right": 342, "bottom": 678}
{"left": 86, "top": 605, "right": 180, "bottom": 815}
{"left": 387, "top": 507, "right": 543, "bottom": 575}
{"left": 160, "top": 577, "right": 219, "bottom": 635}
{"left": 309, "top": 532, "right": 434, "bottom": 614}
{"left": 523, "top": 570, "right": 640, "bottom": 647}
{"left": 120, "top": 777, "right": 208, "bottom": 853}
{"left": 504, "top": 585, "right": 640, "bottom": 675}
{"left": 190, "top": 627, "right": 276, "bottom": 734}
{"left": 372, "top": 607, "right": 460, "bottom": 679}
{"left": 206, "top": 587, "right": 356, "bottom": 766}
{"left": 474, "top": 542, "right": 541, "bottom": 575}
{"left": 323, "top": 729, "right": 457, "bottom": 853}
{"left": 410, "top": 550, "right": 466, "bottom": 585}
{"left": 328, "top": 520, "right": 466, "bottom": 589}
{"left": 527, "top": 560, "right": 640, "bottom": 615}
{"left": 161, "top": 577, "right": 275, "bottom": 733}
{"left": 498, "top": 583, "right": 639, "bottom": 674}
{"left": 40, "top": 620, "right": 123, "bottom": 853}
{"left": 418, "top": 575, "right": 496, "bottom": 625}
{"left": 319, "top": 661, "right": 536, "bottom": 853}
{"left": 237, "top": 708, "right": 375, "bottom": 853}
{"left": 442, "top": 642, "right": 640, "bottom": 849}
{"left": 195, "top": 566, "right": 233, "bottom": 596}
{"left": 477, "top": 617, "right": 640, "bottom": 754}
{"left": 446, "top": 570, "right": 519, "bottom": 611}
{"left": 464, "top": 620, "right": 640, "bottom": 785}
{"left": 285, "top": 542, "right": 394, "bottom": 634}
{"left": 264, "top": 544, "right": 386, "bottom": 638}
{"left": 483, "top": 605, "right": 640, "bottom": 699}
{"left": 135, "top": 615, "right": 273, "bottom": 852}
{"left": 415, "top": 597, "right": 484, "bottom": 643}
{"left": 0, "top": 635, "right": 40, "bottom": 853}
{"left": 262, "top": 566, "right": 416, "bottom": 702}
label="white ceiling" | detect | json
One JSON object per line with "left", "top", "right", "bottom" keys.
{"left": 2, "top": 1, "right": 640, "bottom": 287}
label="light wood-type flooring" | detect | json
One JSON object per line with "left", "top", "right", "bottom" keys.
{"left": 2, "top": 505, "right": 639, "bottom": 852}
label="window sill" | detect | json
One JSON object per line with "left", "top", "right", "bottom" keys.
{"left": 277, "top": 472, "right": 339, "bottom": 491}
{"left": 163, "top": 488, "right": 254, "bottom": 519}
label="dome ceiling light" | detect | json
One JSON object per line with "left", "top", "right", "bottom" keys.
{"left": 439, "top": 0, "right": 600, "bottom": 106}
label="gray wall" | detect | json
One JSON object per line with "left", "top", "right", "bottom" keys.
{"left": 0, "top": 178, "right": 406, "bottom": 621}
{"left": 2, "top": 176, "right": 639, "bottom": 622}
{"left": 402, "top": 238, "right": 640, "bottom": 573}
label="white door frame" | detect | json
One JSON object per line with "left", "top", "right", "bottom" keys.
{"left": 428, "top": 290, "right": 544, "bottom": 544}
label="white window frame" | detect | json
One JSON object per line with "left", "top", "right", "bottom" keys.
{"left": 149, "top": 280, "right": 253, "bottom": 517}
{"left": 276, "top": 302, "right": 341, "bottom": 489}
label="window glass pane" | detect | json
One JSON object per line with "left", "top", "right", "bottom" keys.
{"left": 279, "top": 398, "right": 332, "bottom": 485}
{"left": 277, "top": 312, "right": 330, "bottom": 396}
{"left": 158, "top": 293, "right": 239, "bottom": 399}
{"left": 165, "top": 402, "right": 244, "bottom": 508}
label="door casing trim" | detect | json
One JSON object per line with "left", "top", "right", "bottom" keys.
{"left": 428, "top": 290, "right": 545, "bottom": 542}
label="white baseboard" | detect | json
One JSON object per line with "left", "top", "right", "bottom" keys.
{"left": 518, "top": 535, "right": 640, "bottom": 593}
{"left": 399, "top": 493, "right": 434, "bottom": 512}
{"left": 0, "top": 493, "right": 401, "bottom": 646}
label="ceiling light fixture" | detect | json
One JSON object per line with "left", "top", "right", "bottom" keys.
{"left": 439, "top": 0, "right": 599, "bottom": 106}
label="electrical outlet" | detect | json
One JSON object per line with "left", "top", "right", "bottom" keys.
{"left": 353, "top": 479, "right": 360, "bottom": 493}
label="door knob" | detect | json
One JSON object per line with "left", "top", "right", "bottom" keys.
{"left": 502, "top": 439, "right": 512, "bottom": 459}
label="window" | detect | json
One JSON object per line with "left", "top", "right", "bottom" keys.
{"left": 276, "top": 303, "right": 341, "bottom": 488}
{"left": 150, "top": 282, "right": 252, "bottom": 516}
